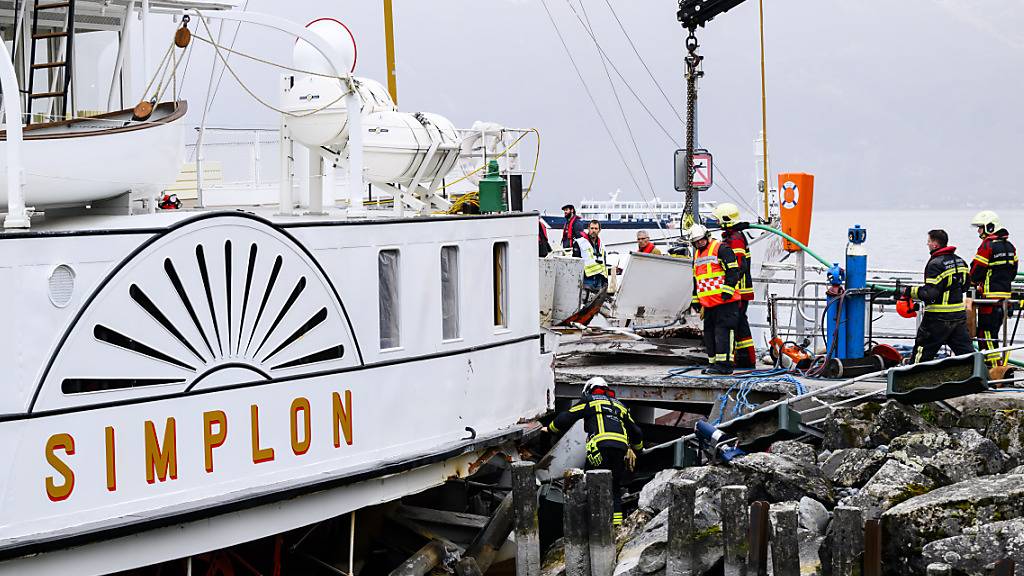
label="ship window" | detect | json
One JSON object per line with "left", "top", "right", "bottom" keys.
{"left": 493, "top": 242, "right": 509, "bottom": 328}
{"left": 441, "top": 246, "right": 460, "bottom": 340}
{"left": 379, "top": 249, "right": 401, "bottom": 349}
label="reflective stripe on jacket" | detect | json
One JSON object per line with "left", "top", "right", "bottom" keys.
{"left": 971, "top": 231, "right": 1018, "bottom": 300}
{"left": 693, "top": 239, "right": 740, "bottom": 308}
{"left": 909, "top": 246, "right": 970, "bottom": 317}
{"left": 722, "top": 227, "right": 754, "bottom": 301}
{"left": 576, "top": 235, "right": 607, "bottom": 278}
{"left": 548, "top": 391, "right": 643, "bottom": 451}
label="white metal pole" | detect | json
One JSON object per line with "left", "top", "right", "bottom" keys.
{"left": 141, "top": 0, "right": 151, "bottom": 83}
{"left": 323, "top": 159, "right": 336, "bottom": 208}
{"left": 794, "top": 250, "right": 805, "bottom": 339}
{"left": 345, "top": 84, "right": 364, "bottom": 216}
{"left": 278, "top": 118, "right": 293, "bottom": 215}
{"left": 107, "top": 0, "right": 136, "bottom": 112}
{"left": 308, "top": 147, "right": 324, "bottom": 214}
{"left": 0, "top": 41, "right": 29, "bottom": 228}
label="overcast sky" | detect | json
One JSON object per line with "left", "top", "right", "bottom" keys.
{"left": 103, "top": 0, "right": 1024, "bottom": 213}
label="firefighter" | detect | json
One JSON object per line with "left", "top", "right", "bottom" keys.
{"left": 687, "top": 224, "right": 741, "bottom": 374}
{"left": 636, "top": 231, "right": 661, "bottom": 255}
{"left": 546, "top": 377, "right": 643, "bottom": 526}
{"left": 561, "top": 203, "right": 586, "bottom": 250}
{"left": 575, "top": 220, "right": 608, "bottom": 292}
{"left": 713, "top": 203, "right": 756, "bottom": 368}
{"left": 900, "top": 229, "right": 974, "bottom": 363}
{"left": 969, "top": 210, "right": 1018, "bottom": 366}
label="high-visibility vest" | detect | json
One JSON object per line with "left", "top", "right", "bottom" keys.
{"left": 694, "top": 239, "right": 735, "bottom": 308}
{"left": 576, "top": 236, "right": 607, "bottom": 278}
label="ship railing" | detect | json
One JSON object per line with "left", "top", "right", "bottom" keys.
{"left": 186, "top": 126, "right": 537, "bottom": 205}
{"left": 749, "top": 261, "right": 1024, "bottom": 356}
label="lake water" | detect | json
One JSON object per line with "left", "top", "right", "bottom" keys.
{"left": 599, "top": 207, "right": 1024, "bottom": 274}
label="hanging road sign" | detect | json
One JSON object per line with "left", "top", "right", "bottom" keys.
{"left": 674, "top": 149, "right": 713, "bottom": 192}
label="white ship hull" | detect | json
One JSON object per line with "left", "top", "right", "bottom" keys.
{"left": 0, "top": 211, "right": 553, "bottom": 572}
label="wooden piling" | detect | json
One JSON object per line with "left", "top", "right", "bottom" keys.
{"left": 563, "top": 469, "right": 590, "bottom": 576}
{"left": 748, "top": 501, "right": 770, "bottom": 576}
{"left": 459, "top": 489, "right": 514, "bottom": 574}
{"left": 666, "top": 479, "right": 698, "bottom": 576}
{"left": 586, "top": 470, "right": 615, "bottom": 576}
{"left": 455, "top": 557, "right": 483, "bottom": 576}
{"left": 511, "top": 461, "right": 541, "bottom": 576}
{"left": 925, "top": 564, "right": 952, "bottom": 576}
{"left": 863, "top": 518, "right": 882, "bottom": 576}
{"left": 994, "top": 559, "right": 1016, "bottom": 576}
{"left": 831, "top": 506, "right": 864, "bottom": 576}
{"left": 388, "top": 540, "right": 447, "bottom": 576}
{"left": 767, "top": 502, "right": 800, "bottom": 576}
{"left": 721, "top": 485, "right": 749, "bottom": 576}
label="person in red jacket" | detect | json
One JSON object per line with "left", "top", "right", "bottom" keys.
{"left": 713, "top": 203, "right": 756, "bottom": 368}
{"left": 561, "top": 204, "right": 586, "bottom": 250}
{"left": 969, "top": 210, "right": 1018, "bottom": 366}
{"left": 636, "top": 231, "right": 661, "bottom": 254}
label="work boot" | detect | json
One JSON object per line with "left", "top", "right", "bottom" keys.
{"left": 704, "top": 363, "right": 734, "bottom": 375}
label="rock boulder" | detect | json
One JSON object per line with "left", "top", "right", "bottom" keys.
{"left": 730, "top": 452, "right": 835, "bottom": 506}
{"left": 840, "top": 460, "right": 934, "bottom": 519}
{"left": 820, "top": 448, "right": 887, "bottom": 488}
{"left": 985, "top": 409, "right": 1024, "bottom": 469}
{"left": 769, "top": 440, "right": 817, "bottom": 467}
{"left": 921, "top": 519, "right": 1024, "bottom": 574}
{"left": 637, "top": 466, "right": 742, "bottom": 515}
{"left": 888, "top": 429, "right": 1004, "bottom": 485}
{"left": 882, "top": 474, "right": 1024, "bottom": 574}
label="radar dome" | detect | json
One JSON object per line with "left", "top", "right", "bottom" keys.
{"left": 292, "top": 18, "right": 357, "bottom": 76}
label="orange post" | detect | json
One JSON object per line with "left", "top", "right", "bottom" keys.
{"left": 778, "top": 173, "right": 814, "bottom": 253}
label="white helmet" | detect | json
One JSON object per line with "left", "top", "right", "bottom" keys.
{"left": 971, "top": 210, "right": 1001, "bottom": 236}
{"left": 583, "top": 377, "right": 608, "bottom": 395}
{"left": 712, "top": 203, "right": 741, "bottom": 227}
{"left": 684, "top": 224, "right": 710, "bottom": 244}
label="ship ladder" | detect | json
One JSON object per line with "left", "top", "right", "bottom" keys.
{"left": 26, "top": 0, "right": 76, "bottom": 123}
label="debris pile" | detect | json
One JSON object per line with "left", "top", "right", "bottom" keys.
{"left": 540, "top": 394, "right": 1024, "bottom": 576}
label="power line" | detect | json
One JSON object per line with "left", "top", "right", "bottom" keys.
{"left": 602, "top": 0, "right": 686, "bottom": 125}
{"left": 539, "top": 0, "right": 648, "bottom": 204}
{"left": 561, "top": 1, "right": 759, "bottom": 216}
{"left": 576, "top": 3, "right": 658, "bottom": 200}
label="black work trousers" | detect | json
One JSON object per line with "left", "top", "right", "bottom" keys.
{"left": 734, "top": 300, "right": 756, "bottom": 368}
{"left": 976, "top": 306, "right": 1005, "bottom": 366}
{"left": 703, "top": 300, "right": 739, "bottom": 367}
{"left": 585, "top": 444, "right": 627, "bottom": 526}
{"left": 912, "top": 313, "right": 975, "bottom": 363}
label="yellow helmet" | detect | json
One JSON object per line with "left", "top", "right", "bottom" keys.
{"left": 971, "top": 210, "right": 1001, "bottom": 236}
{"left": 712, "top": 203, "right": 741, "bottom": 227}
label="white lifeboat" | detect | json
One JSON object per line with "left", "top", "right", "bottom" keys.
{"left": 0, "top": 101, "right": 186, "bottom": 209}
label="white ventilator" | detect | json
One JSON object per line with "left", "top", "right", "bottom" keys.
{"left": 280, "top": 18, "right": 461, "bottom": 192}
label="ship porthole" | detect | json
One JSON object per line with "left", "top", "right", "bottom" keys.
{"left": 48, "top": 264, "right": 75, "bottom": 308}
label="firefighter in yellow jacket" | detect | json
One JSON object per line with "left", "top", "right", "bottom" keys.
{"left": 547, "top": 377, "right": 643, "bottom": 526}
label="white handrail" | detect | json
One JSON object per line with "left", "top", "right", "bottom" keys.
{"left": 0, "top": 39, "right": 28, "bottom": 228}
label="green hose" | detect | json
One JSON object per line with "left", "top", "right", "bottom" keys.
{"left": 748, "top": 223, "right": 896, "bottom": 293}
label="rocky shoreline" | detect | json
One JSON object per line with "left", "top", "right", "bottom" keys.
{"left": 541, "top": 394, "right": 1024, "bottom": 576}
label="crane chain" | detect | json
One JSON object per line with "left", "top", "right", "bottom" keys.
{"left": 682, "top": 28, "right": 703, "bottom": 231}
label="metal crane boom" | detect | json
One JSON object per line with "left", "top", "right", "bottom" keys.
{"left": 677, "top": 0, "right": 748, "bottom": 29}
